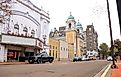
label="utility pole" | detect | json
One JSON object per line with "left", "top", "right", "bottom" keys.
{"left": 106, "top": 0, "right": 116, "bottom": 68}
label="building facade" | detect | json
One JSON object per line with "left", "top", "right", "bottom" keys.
{"left": 86, "top": 24, "right": 98, "bottom": 51}
{"left": 49, "top": 38, "right": 59, "bottom": 60}
{"left": 0, "top": 0, "right": 50, "bottom": 62}
{"left": 85, "top": 24, "right": 98, "bottom": 59}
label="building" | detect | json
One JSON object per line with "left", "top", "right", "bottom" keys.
{"left": 0, "top": 0, "right": 50, "bottom": 62}
{"left": 49, "top": 38, "right": 59, "bottom": 60}
{"left": 49, "top": 13, "right": 84, "bottom": 60}
{"left": 86, "top": 24, "right": 98, "bottom": 51}
{"left": 59, "top": 40, "right": 68, "bottom": 60}
{"left": 85, "top": 24, "right": 98, "bottom": 59}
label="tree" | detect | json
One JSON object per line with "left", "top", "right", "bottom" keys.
{"left": 99, "top": 43, "right": 109, "bottom": 59}
{"left": 114, "top": 39, "right": 121, "bottom": 59}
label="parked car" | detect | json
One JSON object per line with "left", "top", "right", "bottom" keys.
{"left": 28, "top": 52, "right": 54, "bottom": 64}
{"left": 73, "top": 57, "right": 81, "bottom": 62}
{"left": 81, "top": 56, "right": 89, "bottom": 61}
{"left": 107, "top": 56, "right": 113, "bottom": 61}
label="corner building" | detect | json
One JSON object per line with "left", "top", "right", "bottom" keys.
{"left": 0, "top": 0, "right": 50, "bottom": 62}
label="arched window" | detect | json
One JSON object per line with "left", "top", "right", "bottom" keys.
{"left": 69, "top": 23, "right": 71, "bottom": 28}
{"left": 23, "top": 27, "right": 28, "bottom": 36}
{"left": 31, "top": 29, "right": 35, "bottom": 37}
{"left": 14, "top": 24, "right": 19, "bottom": 29}
{"left": 23, "top": 27, "right": 28, "bottom": 32}
{"left": 14, "top": 24, "right": 19, "bottom": 35}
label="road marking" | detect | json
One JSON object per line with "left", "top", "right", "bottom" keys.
{"left": 101, "top": 64, "right": 111, "bottom": 77}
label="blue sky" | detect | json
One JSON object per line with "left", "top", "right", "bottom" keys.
{"left": 31, "top": 0, "right": 120, "bottom": 46}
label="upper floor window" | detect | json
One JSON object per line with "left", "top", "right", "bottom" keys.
{"left": 31, "top": 29, "right": 35, "bottom": 37}
{"left": 23, "top": 27, "right": 28, "bottom": 36}
{"left": 14, "top": 24, "right": 19, "bottom": 35}
{"left": 69, "top": 23, "right": 71, "bottom": 28}
{"left": 14, "top": 24, "right": 19, "bottom": 29}
{"left": 23, "top": 27, "right": 28, "bottom": 32}
{"left": 89, "top": 28, "right": 91, "bottom": 31}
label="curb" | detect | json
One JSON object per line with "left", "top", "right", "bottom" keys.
{"left": 94, "top": 63, "right": 111, "bottom": 77}
{"left": 0, "top": 62, "right": 28, "bottom": 65}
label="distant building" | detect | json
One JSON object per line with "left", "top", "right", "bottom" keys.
{"left": 86, "top": 24, "right": 98, "bottom": 51}
{"left": 0, "top": 0, "right": 50, "bottom": 62}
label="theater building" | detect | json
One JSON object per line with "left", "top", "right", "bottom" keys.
{"left": 0, "top": 0, "right": 50, "bottom": 62}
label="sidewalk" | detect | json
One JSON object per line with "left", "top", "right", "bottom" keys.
{"left": 112, "top": 60, "right": 121, "bottom": 77}
{"left": 0, "top": 62, "right": 28, "bottom": 65}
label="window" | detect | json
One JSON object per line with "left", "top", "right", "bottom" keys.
{"left": 14, "top": 24, "right": 19, "bottom": 29}
{"left": 64, "top": 48, "right": 65, "bottom": 51}
{"left": 23, "top": 27, "right": 28, "bottom": 36}
{"left": 69, "top": 23, "right": 71, "bottom": 28}
{"left": 89, "top": 28, "right": 91, "bottom": 31}
{"left": 14, "top": 24, "right": 19, "bottom": 35}
{"left": 61, "top": 47, "right": 62, "bottom": 50}
{"left": 53, "top": 50, "right": 54, "bottom": 57}
{"left": 56, "top": 51, "right": 57, "bottom": 58}
{"left": 23, "top": 27, "right": 28, "bottom": 32}
{"left": 49, "top": 50, "right": 51, "bottom": 56}
{"left": 31, "top": 29, "right": 35, "bottom": 37}
{"left": 50, "top": 45, "right": 51, "bottom": 48}
{"left": 56, "top": 47, "right": 57, "bottom": 49}
{"left": 53, "top": 46, "right": 54, "bottom": 49}
{"left": 77, "top": 29, "right": 79, "bottom": 33}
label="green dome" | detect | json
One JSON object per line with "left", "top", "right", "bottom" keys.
{"left": 77, "top": 21, "right": 82, "bottom": 27}
{"left": 67, "top": 12, "right": 75, "bottom": 20}
{"left": 68, "top": 15, "right": 74, "bottom": 19}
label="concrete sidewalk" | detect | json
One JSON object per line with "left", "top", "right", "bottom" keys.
{"left": 0, "top": 62, "right": 28, "bottom": 65}
{"left": 112, "top": 60, "right": 121, "bottom": 77}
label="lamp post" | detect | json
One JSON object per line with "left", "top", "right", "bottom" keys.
{"left": 43, "top": 35, "right": 47, "bottom": 50}
{"left": 106, "top": 0, "right": 116, "bottom": 68}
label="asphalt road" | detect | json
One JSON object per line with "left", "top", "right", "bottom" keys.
{"left": 0, "top": 60, "right": 110, "bottom": 77}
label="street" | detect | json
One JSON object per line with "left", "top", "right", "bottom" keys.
{"left": 0, "top": 60, "right": 110, "bottom": 77}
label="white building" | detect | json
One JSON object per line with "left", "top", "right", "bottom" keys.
{"left": 0, "top": 0, "right": 50, "bottom": 62}
{"left": 59, "top": 40, "right": 68, "bottom": 60}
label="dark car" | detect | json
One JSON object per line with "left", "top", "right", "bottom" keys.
{"left": 73, "top": 57, "right": 81, "bottom": 62}
{"left": 28, "top": 52, "right": 54, "bottom": 64}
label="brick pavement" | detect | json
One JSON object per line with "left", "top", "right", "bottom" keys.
{"left": 112, "top": 60, "right": 121, "bottom": 77}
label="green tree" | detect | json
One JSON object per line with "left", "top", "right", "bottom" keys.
{"left": 99, "top": 43, "right": 109, "bottom": 59}
{"left": 114, "top": 39, "right": 121, "bottom": 59}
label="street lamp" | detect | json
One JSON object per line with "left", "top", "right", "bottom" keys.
{"left": 106, "top": 0, "right": 117, "bottom": 68}
{"left": 43, "top": 35, "right": 47, "bottom": 45}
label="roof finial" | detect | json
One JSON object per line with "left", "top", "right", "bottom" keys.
{"left": 70, "top": 12, "right": 72, "bottom": 16}
{"left": 78, "top": 19, "right": 79, "bottom": 22}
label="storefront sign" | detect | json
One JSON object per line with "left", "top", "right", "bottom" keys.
{"left": 1, "top": 35, "right": 36, "bottom": 46}
{"left": 36, "top": 40, "right": 43, "bottom": 48}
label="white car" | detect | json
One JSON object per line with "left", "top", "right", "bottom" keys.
{"left": 81, "top": 56, "right": 89, "bottom": 61}
{"left": 107, "top": 56, "right": 113, "bottom": 61}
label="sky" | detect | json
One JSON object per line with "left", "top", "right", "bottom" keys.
{"left": 31, "top": 0, "right": 121, "bottom": 47}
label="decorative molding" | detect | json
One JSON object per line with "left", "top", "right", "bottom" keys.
{"left": 16, "top": 0, "right": 50, "bottom": 19}
{"left": 11, "top": 10, "right": 40, "bottom": 26}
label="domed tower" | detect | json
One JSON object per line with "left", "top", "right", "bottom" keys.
{"left": 66, "top": 12, "right": 77, "bottom": 57}
{"left": 66, "top": 12, "right": 76, "bottom": 30}
{"left": 76, "top": 19, "right": 83, "bottom": 34}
